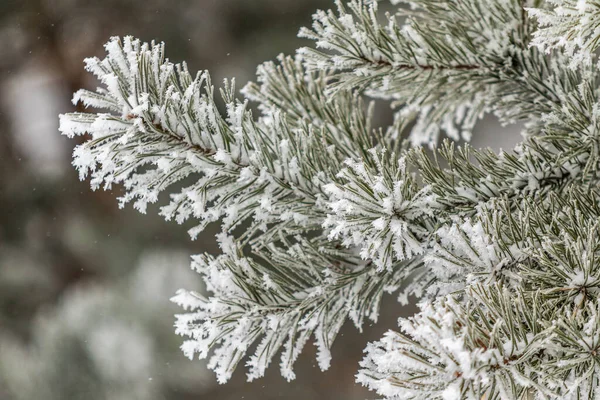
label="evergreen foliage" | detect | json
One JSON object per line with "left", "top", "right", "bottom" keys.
{"left": 59, "top": 0, "right": 600, "bottom": 398}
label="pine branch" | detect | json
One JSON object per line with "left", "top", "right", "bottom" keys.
{"left": 172, "top": 236, "right": 419, "bottom": 382}
{"left": 59, "top": 36, "right": 419, "bottom": 382}
{"left": 358, "top": 187, "right": 600, "bottom": 398}
{"left": 358, "top": 284, "right": 552, "bottom": 400}
{"left": 324, "top": 148, "right": 436, "bottom": 271}
{"left": 242, "top": 55, "right": 377, "bottom": 162}
{"left": 528, "top": 0, "right": 600, "bottom": 68}
{"left": 58, "top": 1, "right": 600, "bottom": 396}
{"left": 59, "top": 37, "right": 388, "bottom": 242}
{"left": 299, "top": 0, "right": 596, "bottom": 147}
{"left": 299, "top": 0, "right": 528, "bottom": 144}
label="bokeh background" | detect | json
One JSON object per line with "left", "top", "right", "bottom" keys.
{"left": 0, "top": 1, "right": 520, "bottom": 399}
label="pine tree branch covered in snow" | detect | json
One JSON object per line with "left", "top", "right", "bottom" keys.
{"left": 59, "top": 0, "right": 600, "bottom": 398}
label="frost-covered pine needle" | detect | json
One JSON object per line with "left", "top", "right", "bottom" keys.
{"left": 59, "top": 1, "right": 600, "bottom": 398}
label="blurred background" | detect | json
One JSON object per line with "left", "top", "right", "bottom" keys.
{"left": 0, "top": 1, "right": 519, "bottom": 399}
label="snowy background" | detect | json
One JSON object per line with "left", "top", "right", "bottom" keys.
{"left": 0, "top": 1, "right": 520, "bottom": 399}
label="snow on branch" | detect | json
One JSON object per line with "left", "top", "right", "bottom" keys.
{"left": 357, "top": 284, "right": 552, "bottom": 400}
{"left": 59, "top": 0, "right": 600, "bottom": 396}
{"left": 359, "top": 188, "right": 600, "bottom": 398}
{"left": 172, "top": 236, "right": 417, "bottom": 383}
{"left": 298, "top": 0, "right": 524, "bottom": 145}
{"left": 324, "top": 148, "right": 435, "bottom": 271}
{"left": 60, "top": 36, "right": 418, "bottom": 382}
{"left": 528, "top": 0, "right": 600, "bottom": 68}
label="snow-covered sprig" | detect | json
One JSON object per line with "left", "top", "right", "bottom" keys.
{"left": 242, "top": 54, "right": 377, "bottom": 161}
{"left": 324, "top": 148, "right": 435, "bottom": 271}
{"left": 425, "top": 218, "right": 509, "bottom": 296}
{"left": 59, "top": 36, "right": 409, "bottom": 381}
{"left": 357, "top": 284, "right": 552, "bottom": 400}
{"left": 493, "top": 189, "right": 600, "bottom": 306}
{"left": 528, "top": 0, "right": 600, "bottom": 68}
{"left": 411, "top": 128, "right": 597, "bottom": 217}
{"left": 299, "top": 0, "right": 600, "bottom": 146}
{"left": 544, "top": 299, "right": 600, "bottom": 399}
{"left": 424, "top": 186, "right": 600, "bottom": 296}
{"left": 172, "top": 236, "right": 418, "bottom": 383}
{"left": 59, "top": 0, "right": 600, "bottom": 396}
{"left": 359, "top": 282, "right": 600, "bottom": 399}
{"left": 359, "top": 187, "right": 600, "bottom": 398}
{"left": 299, "top": 0, "right": 528, "bottom": 145}
{"left": 405, "top": 41, "right": 600, "bottom": 215}
{"left": 59, "top": 37, "right": 382, "bottom": 246}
